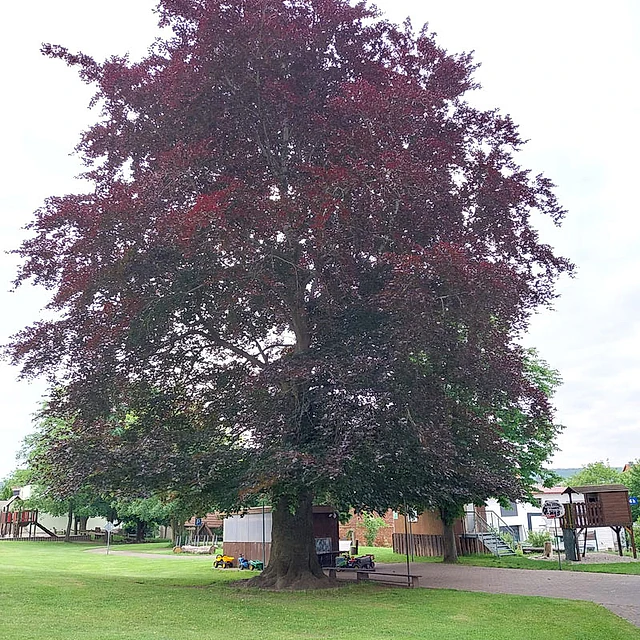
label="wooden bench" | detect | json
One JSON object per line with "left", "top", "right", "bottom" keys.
{"left": 326, "top": 568, "right": 420, "bottom": 587}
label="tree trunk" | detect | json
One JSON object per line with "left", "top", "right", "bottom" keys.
{"left": 439, "top": 504, "right": 461, "bottom": 564}
{"left": 78, "top": 516, "right": 89, "bottom": 533}
{"left": 442, "top": 521, "right": 458, "bottom": 564}
{"left": 246, "top": 491, "right": 334, "bottom": 590}
{"left": 65, "top": 505, "right": 73, "bottom": 543}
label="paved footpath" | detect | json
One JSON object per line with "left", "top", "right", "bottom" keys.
{"left": 378, "top": 562, "right": 640, "bottom": 627}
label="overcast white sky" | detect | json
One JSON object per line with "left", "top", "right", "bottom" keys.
{"left": 1, "top": 1, "right": 638, "bottom": 479}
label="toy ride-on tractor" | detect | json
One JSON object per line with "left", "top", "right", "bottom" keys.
{"left": 335, "top": 553, "right": 375, "bottom": 570}
{"left": 238, "top": 554, "right": 264, "bottom": 571}
{"left": 213, "top": 553, "right": 235, "bottom": 568}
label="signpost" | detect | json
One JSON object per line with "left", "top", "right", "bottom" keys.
{"left": 541, "top": 500, "right": 565, "bottom": 519}
{"left": 629, "top": 497, "right": 638, "bottom": 506}
{"left": 104, "top": 522, "right": 115, "bottom": 555}
{"left": 541, "top": 501, "right": 565, "bottom": 570}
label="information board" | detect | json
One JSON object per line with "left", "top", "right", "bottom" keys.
{"left": 541, "top": 500, "right": 565, "bottom": 519}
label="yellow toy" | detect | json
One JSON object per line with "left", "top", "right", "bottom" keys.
{"left": 213, "top": 553, "right": 235, "bottom": 568}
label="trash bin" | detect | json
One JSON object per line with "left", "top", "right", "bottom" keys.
{"left": 563, "top": 529, "right": 578, "bottom": 561}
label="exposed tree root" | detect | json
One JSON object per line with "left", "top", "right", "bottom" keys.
{"left": 238, "top": 571, "right": 340, "bottom": 590}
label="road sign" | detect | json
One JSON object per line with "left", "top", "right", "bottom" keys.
{"left": 630, "top": 497, "right": 638, "bottom": 506}
{"left": 104, "top": 522, "right": 115, "bottom": 556}
{"left": 541, "top": 500, "right": 565, "bottom": 519}
{"left": 195, "top": 518, "right": 202, "bottom": 526}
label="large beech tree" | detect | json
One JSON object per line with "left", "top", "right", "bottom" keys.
{"left": 7, "top": 0, "right": 572, "bottom": 588}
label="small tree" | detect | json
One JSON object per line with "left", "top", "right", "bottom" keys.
{"left": 567, "top": 462, "right": 624, "bottom": 486}
{"left": 0, "top": 469, "right": 31, "bottom": 500}
{"left": 624, "top": 461, "right": 639, "bottom": 522}
{"left": 360, "top": 512, "right": 387, "bottom": 547}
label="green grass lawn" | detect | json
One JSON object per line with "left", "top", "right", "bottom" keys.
{"left": 360, "top": 546, "right": 640, "bottom": 575}
{"left": 116, "top": 542, "right": 188, "bottom": 554}
{"left": 0, "top": 542, "right": 638, "bottom": 639}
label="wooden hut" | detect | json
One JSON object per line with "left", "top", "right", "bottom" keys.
{"left": 392, "top": 508, "right": 489, "bottom": 557}
{"left": 222, "top": 505, "right": 340, "bottom": 566}
{"left": 184, "top": 512, "right": 224, "bottom": 541}
{"left": 560, "top": 484, "right": 636, "bottom": 558}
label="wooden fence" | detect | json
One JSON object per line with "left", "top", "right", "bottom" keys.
{"left": 392, "top": 533, "right": 489, "bottom": 557}
{"left": 0, "top": 534, "right": 92, "bottom": 543}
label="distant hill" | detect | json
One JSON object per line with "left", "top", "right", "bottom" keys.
{"left": 552, "top": 467, "right": 623, "bottom": 480}
{"left": 551, "top": 468, "right": 582, "bottom": 479}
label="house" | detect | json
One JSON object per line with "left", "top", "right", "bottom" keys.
{"left": 338, "top": 510, "right": 395, "bottom": 547}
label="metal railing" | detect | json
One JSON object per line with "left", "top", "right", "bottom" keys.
{"left": 464, "top": 510, "right": 518, "bottom": 556}
{"left": 174, "top": 533, "right": 218, "bottom": 548}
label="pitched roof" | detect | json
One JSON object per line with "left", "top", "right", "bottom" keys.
{"left": 0, "top": 495, "right": 19, "bottom": 511}
{"left": 533, "top": 486, "right": 567, "bottom": 494}
{"left": 565, "top": 484, "right": 628, "bottom": 494}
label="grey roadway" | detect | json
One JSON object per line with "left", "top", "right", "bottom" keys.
{"left": 376, "top": 562, "right": 640, "bottom": 628}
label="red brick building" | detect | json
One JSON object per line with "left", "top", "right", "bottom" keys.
{"left": 338, "top": 510, "right": 395, "bottom": 547}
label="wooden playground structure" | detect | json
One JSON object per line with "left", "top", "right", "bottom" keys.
{"left": 1, "top": 496, "right": 58, "bottom": 540}
{"left": 560, "top": 484, "right": 637, "bottom": 559}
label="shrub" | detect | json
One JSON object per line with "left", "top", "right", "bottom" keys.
{"left": 526, "top": 530, "right": 552, "bottom": 547}
{"left": 500, "top": 532, "right": 516, "bottom": 550}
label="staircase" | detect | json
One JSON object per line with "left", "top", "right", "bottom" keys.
{"left": 473, "top": 531, "right": 516, "bottom": 556}
{"left": 463, "top": 510, "right": 518, "bottom": 557}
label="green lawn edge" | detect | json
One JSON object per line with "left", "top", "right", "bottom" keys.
{"left": 1, "top": 541, "right": 638, "bottom": 640}
{"left": 359, "top": 546, "right": 640, "bottom": 575}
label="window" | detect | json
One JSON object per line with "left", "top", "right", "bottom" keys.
{"left": 500, "top": 501, "right": 518, "bottom": 517}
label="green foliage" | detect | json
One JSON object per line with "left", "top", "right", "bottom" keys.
{"left": 360, "top": 512, "right": 387, "bottom": 546}
{"left": 625, "top": 461, "right": 640, "bottom": 521}
{"left": 0, "top": 468, "right": 31, "bottom": 499}
{"left": 567, "top": 461, "right": 624, "bottom": 487}
{"left": 498, "top": 348, "right": 564, "bottom": 499}
{"left": 525, "top": 530, "right": 552, "bottom": 547}
{"left": 20, "top": 404, "right": 201, "bottom": 540}
{"left": 499, "top": 531, "right": 516, "bottom": 551}
{"left": 111, "top": 495, "right": 193, "bottom": 540}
